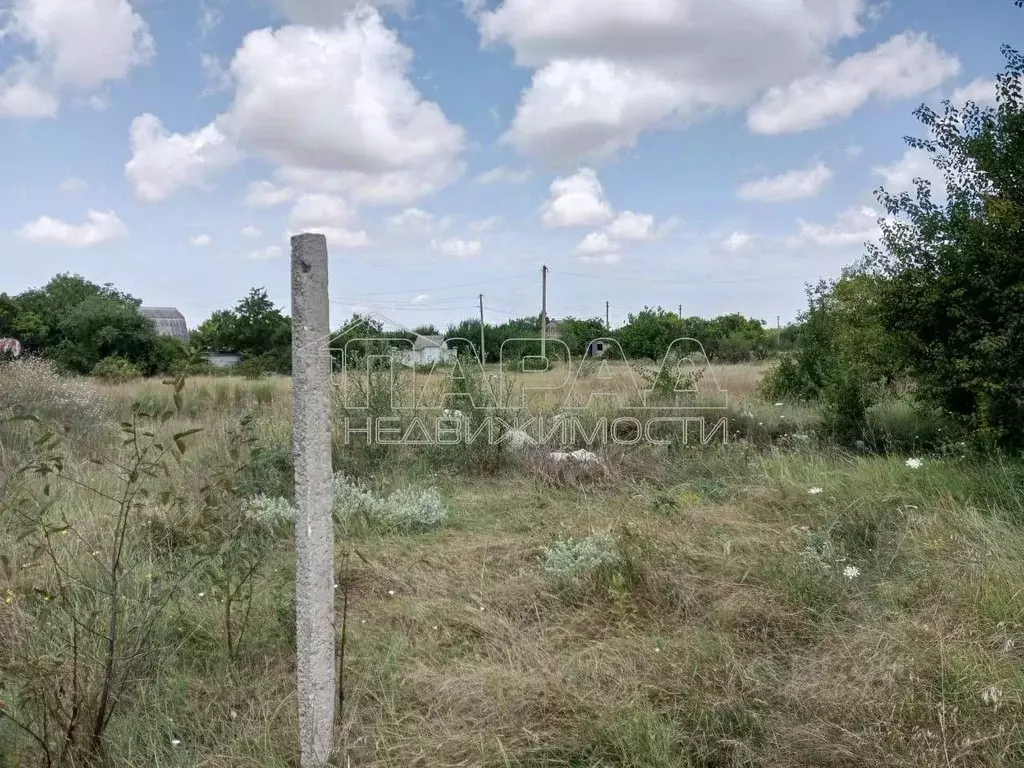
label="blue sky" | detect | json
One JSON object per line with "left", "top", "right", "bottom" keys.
{"left": 0, "top": 0, "right": 1017, "bottom": 331}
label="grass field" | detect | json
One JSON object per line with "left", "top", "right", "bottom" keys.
{"left": 2, "top": 359, "right": 1022, "bottom": 767}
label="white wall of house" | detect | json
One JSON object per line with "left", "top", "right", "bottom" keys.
{"left": 207, "top": 353, "right": 242, "bottom": 368}
{"left": 398, "top": 345, "right": 455, "bottom": 367}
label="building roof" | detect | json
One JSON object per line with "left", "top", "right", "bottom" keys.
{"left": 412, "top": 334, "right": 446, "bottom": 351}
{"left": 141, "top": 306, "right": 189, "bottom": 343}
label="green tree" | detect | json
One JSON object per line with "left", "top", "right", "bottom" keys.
{"left": 867, "top": 46, "right": 1024, "bottom": 445}
{"left": 616, "top": 307, "right": 687, "bottom": 361}
{"left": 555, "top": 316, "right": 609, "bottom": 357}
{"left": 192, "top": 288, "right": 292, "bottom": 374}
{"left": 0, "top": 274, "right": 169, "bottom": 374}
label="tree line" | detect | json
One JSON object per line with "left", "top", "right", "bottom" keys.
{"left": 0, "top": 279, "right": 793, "bottom": 379}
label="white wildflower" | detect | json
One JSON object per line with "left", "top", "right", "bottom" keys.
{"left": 981, "top": 685, "right": 1003, "bottom": 708}
{"left": 171, "top": 738, "right": 181, "bottom": 746}
{"left": 549, "top": 449, "right": 600, "bottom": 463}
{"left": 387, "top": 589, "right": 395, "bottom": 596}
{"left": 843, "top": 565, "right": 860, "bottom": 580}
{"left": 808, "top": 487, "right": 823, "bottom": 495}
{"left": 906, "top": 458, "right": 923, "bottom": 469}
{"left": 774, "top": 402, "right": 784, "bottom": 407}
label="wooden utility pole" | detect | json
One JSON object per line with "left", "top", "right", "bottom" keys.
{"left": 540, "top": 264, "right": 548, "bottom": 358}
{"left": 479, "top": 294, "right": 486, "bottom": 363}
{"left": 290, "top": 233, "right": 335, "bottom": 767}
{"left": 605, "top": 300, "right": 610, "bottom": 330}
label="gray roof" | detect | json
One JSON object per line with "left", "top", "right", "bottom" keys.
{"left": 412, "top": 334, "right": 446, "bottom": 351}
{"left": 141, "top": 306, "right": 189, "bottom": 343}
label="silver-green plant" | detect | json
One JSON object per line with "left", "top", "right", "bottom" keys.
{"left": 540, "top": 532, "right": 621, "bottom": 583}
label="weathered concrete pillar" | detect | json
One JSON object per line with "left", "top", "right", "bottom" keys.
{"left": 291, "top": 233, "right": 335, "bottom": 765}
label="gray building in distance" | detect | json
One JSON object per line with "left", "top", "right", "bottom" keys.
{"left": 140, "top": 307, "right": 189, "bottom": 343}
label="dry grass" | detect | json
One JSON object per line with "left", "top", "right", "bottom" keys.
{"left": 2, "top": 372, "right": 1022, "bottom": 767}
{"left": 107, "top": 361, "right": 768, "bottom": 411}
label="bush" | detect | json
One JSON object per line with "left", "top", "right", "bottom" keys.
{"left": 235, "top": 355, "right": 272, "bottom": 380}
{"left": 243, "top": 494, "right": 296, "bottom": 535}
{"left": 91, "top": 355, "right": 143, "bottom": 383}
{"left": 236, "top": 433, "right": 294, "bottom": 500}
{"left": 759, "top": 355, "right": 816, "bottom": 402}
{"left": 332, "top": 474, "right": 450, "bottom": 534}
{"left": 0, "top": 357, "right": 111, "bottom": 435}
{"left": 540, "top": 531, "right": 622, "bottom": 583}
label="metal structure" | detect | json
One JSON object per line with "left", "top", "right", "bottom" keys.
{"left": 140, "top": 307, "right": 189, "bottom": 343}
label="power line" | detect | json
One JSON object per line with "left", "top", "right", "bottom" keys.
{"left": 326, "top": 270, "right": 533, "bottom": 298}
{"left": 548, "top": 268, "right": 811, "bottom": 286}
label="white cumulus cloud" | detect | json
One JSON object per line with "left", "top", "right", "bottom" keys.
{"left": 387, "top": 207, "right": 442, "bottom": 235}
{"left": 748, "top": 32, "right": 960, "bottom": 134}
{"left": 243, "top": 180, "right": 294, "bottom": 208}
{"left": 737, "top": 162, "right": 833, "bottom": 202}
{"left": 951, "top": 77, "right": 997, "bottom": 107}
{"left": 540, "top": 168, "right": 613, "bottom": 228}
{"left": 125, "top": 113, "right": 242, "bottom": 202}
{"left": 721, "top": 231, "right": 754, "bottom": 251}
{"left": 0, "top": 0, "right": 154, "bottom": 118}
{"left": 275, "top": 0, "right": 409, "bottom": 26}
{"left": 17, "top": 209, "right": 127, "bottom": 247}
{"left": 431, "top": 237, "right": 482, "bottom": 257}
{"left": 125, "top": 7, "right": 464, "bottom": 208}
{"left": 475, "top": 165, "right": 532, "bottom": 184}
{"left": 790, "top": 205, "right": 881, "bottom": 248}
{"left": 288, "top": 193, "right": 369, "bottom": 248}
{"left": 575, "top": 231, "right": 616, "bottom": 255}
{"left": 872, "top": 148, "right": 944, "bottom": 195}
{"left": 605, "top": 211, "right": 655, "bottom": 241}
{"left": 191, "top": 233, "right": 212, "bottom": 246}
{"left": 479, "top": 0, "right": 868, "bottom": 165}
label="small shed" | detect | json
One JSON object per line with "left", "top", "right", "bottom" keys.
{"left": 586, "top": 340, "right": 608, "bottom": 358}
{"left": 399, "top": 334, "right": 455, "bottom": 367}
{"left": 141, "top": 307, "right": 189, "bottom": 343}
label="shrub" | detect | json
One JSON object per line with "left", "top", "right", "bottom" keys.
{"left": 91, "top": 355, "right": 143, "bottom": 383}
{"left": 540, "top": 531, "right": 622, "bottom": 583}
{"left": 0, "top": 357, "right": 111, "bottom": 435}
{"left": 331, "top": 474, "right": 449, "bottom": 534}
{"left": 243, "top": 494, "right": 296, "bottom": 535}
{"left": 235, "top": 355, "right": 271, "bottom": 380}
{"left": 235, "top": 422, "right": 294, "bottom": 500}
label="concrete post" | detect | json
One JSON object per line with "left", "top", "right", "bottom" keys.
{"left": 291, "top": 233, "right": 335, "bottom": 765}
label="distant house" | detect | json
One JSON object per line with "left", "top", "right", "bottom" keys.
{"left": 399, "top": 334, "right": 455, "bottom": 367}
{"left": 544, "top": 319, "right": 560, "bottom": 338}
{"left": 140, "top": 307, "right": 189, "bottom": 343}
{"left": 206, "top": 352, "right": 242, "bottom": 369}
{"left": 587, "top": 340, "right": 608, "bottom": 358}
